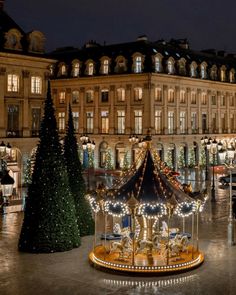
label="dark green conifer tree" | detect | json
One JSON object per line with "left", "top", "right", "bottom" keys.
{"left": 64, "top": 104, "right": 94, "bottom": 236}
{"left": 18, "top": 82, "right": 80, "bottom": 253}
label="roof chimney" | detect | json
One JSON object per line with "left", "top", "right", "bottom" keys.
{"left": 0, "top": 1, "right": 4, "bottom": 10}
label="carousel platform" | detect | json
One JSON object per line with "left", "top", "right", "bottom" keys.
{"left": 89, "top": 244, "right": 204, "bottom": 275}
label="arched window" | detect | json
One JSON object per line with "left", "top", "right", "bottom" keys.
{"left": 200, "top": 62, "right": 207, "bottom": 79}
{"left": 72, "top": 62, "right": 80, "bottom": 77}
{"left": 102, "top": 59, "right": 109, "bottom": 74}
{"left": 134, "top": 56, "right": 142, "bottom": 73}
{"left": 88, "top": 62, "right": 94, "bottom": 75}
{"left": 190, "top": 62, "right": 197, "bottom": 78}
{"left": 153, "top": 54, "right": 163, "bottom": 73}
{"left": 220, "top": 66, "right": 226, "bottom": 82}
{"left": 115, "top": 56, "right": 127, "bottom": 73}
{"left": 167, "top": 58, "right": 175, "bottom": 74}
{"left": 210, "top": 65, "right": 218, "bottom": 80}
{"left": 229, "top": 69, "right": 235, "bottom": 83}
{"left": 178, "top": 58, "right": 186, "bottom": 75}
{"left": 61, "top": 64, "right": 66, "bottom": 76}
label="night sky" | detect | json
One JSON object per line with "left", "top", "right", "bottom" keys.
{"left": 5, "top": 0, "right": 236, "bottom": 53}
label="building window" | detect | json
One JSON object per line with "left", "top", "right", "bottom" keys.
{"left": 221, "top": 114, "right": 226, "bottom": 131}
{"left": 220, "top": 67, "right": 226, "bottom": 82}
{"left": 200, "top": 63, "right": 207, "bottom": 79}
{"left": 134, "top": 87, "right": 143, "bottom": 101}
{"left": 117, "top": 110, "right": 125, "bottom": 134}
{"left": 86, "top": 90, "right": 94, "bottom": 103}
{"left": 7, "top": 74, "right": 19, "bottom": 92}
{"left": 180, "top": 90, "right": 186, "bottom": 103}
{"left": 230, "top": 95, "right": 234, "bottom": 107}
{"left": 155, "top": 88, "right": 162, "bottom": 101}
{"left": 134, "top": 110, "right": 142, "bottom": 134}
{"left": 190, "top": 64, "right": 196, "bottom": 77}
{"left": 72, "top": 112, "right": 79, "bottom": 131}
{"left": 201, "top": 93, "right": 207, "bottom": 105}
{"left": 178, "top": 59, "right": 186, "bottom": 75}
{"left": 61, "top": 65, "right": 66, "bottom": 75}
{"left": 101, "top": 111, "right": 109, "bottom": 133}
{"left": 230, "top": 114, "right": 234, "bottom": 131}
{"left": 86, "top": 112, "right": 94, "bottom": 133}
{"left": 115, "top": 56, "right": 126, "bottom": 73}
{"left": 117, "top": 88, "right": 125, "bottom": 102}
{"left": 168, "top": 111, "right": 174, "bottom": 134}
{"left": 154, "top": 110, "right": 162, "bottom": 134}
{"left": 191, "top": 112, "right": 197, "bottom": 133}
{"left": 72, "top": 90, "right": 79, "bottom": 103}
{"left": 202, "top": 113, "right": 207, "bottom": 133}
{"left": 221, "top": 95, "right": 226, "bottom": 106}
{"left": 167, "top": 59, "right": 174, "bottom": 74}
{"left": 154, "top": 56, "right": 162, "bottom": 72}
{"left": 210, "top": 66, "right": 218, "bottom": 80}
{"left": 7, "top": 105, "right": 19, "bottom": 136}
{"left": 31, "top": 107, "right": 41, "bottom": 135}
{"left": 58, "top": 112, "right": 65, "bottom": 131}
{"left": 134, "top": 56, "right": 142, "bottom": 73}
{"left": 191, "top": 92, "right": 196, "bottom": 104}
{"left": 101, "top": 89, "right": 109, "bottom": 102}
{"left": 212, "top": 114, "right": 217, "bottom": 132}
{"left": 31, "top": 76, "right": 42, "bottom": 94}
{"left": 211, "top": 95, "right": 216, "bottom": 105}
{"left": 88, "top": 62, "right": 94, "bottom": 76}
{"left": 180, "top": 111, "right": 186, "bottom": 134}
{"left": 73, "top": 62, "right": 80, "bottom": 77}
{"left": 168, "top": 89, "right": 174, "bottom": 103}
{"left": 102, "top": 59, "right": 109, "bottom": 74}
{"left": 229, "top": 70, "right": 235, "bottom": 83}
{"left": 59, "top": 91, "right": 66, "bottom": 104}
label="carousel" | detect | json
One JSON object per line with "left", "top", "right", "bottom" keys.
{"left": 87, "top": 133, "right": 207, "bottom": 274}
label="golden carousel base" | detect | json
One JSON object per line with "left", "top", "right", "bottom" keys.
{"left": 89, "top": 245, "right": 204, "bottom": 275}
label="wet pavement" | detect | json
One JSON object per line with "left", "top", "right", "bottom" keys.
{"left": 1, "top": 169, "right": 236, "bottom": 295}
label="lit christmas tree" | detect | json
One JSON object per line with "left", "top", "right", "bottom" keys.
{"left": 19, "top": 81, "right": 80, "bottom": 253}
{"left": 23, "top": 158, "right": 32, "bottom": 186}
{"left": 122, "top": 150, "right": 130, "bottom": 171}
{"left": 105, "top": 148, "right": 113, "bottom": 170}
{"left": 177, "top": 147, "right": 185, "bottom": 168}
{"left": 64, "top": 104, "right": 94, "bottom": 236}
{"left": 188, "top": 147, "right": 196, "bottom": 168}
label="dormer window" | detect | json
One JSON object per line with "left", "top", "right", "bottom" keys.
{"left": 167, "top": 58, "right": 175, "bottom": 74}
{"left": 72, "top": 62, "right": 80, "bottom": 77}
{"left": 200, "top": 63, "right": 207, "bottom": 79}
{"left": 229, "top": 69, "right": 235, "bottom": 83}
{"left": 134, "top": 56, "right": 142, "bottom": 73}
{"left": 115, "top": 56, "right": 127, "bottom": 73}
{"left": 5, "top": 29, "right": 22, "bottom": 50}
{"left": 210, "top": 65, "right": 218, "bottom": 80}
{"left": 178, "top": 58, "right": 186, "bottom": 75}
{"left": 154, "top": 55, "right": 163, "bottom": 72}
{"left": 102, "top": 59, "right": 109, "bottom": 74}
{"left": 28, "top": 31, "right": 45, "bottom": 53}
{"left": 220, "top": 66, "right": 226, "bottom": 82}
{"left": 190, "top": 62, "right": 197, "bottom": 78}
{"left": 88, "top": 62, "right": 94, "bottom": 76}
{"left": 61, "top": 64, "right": 66, "bottom": 76}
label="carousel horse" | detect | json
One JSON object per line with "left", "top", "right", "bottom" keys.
{"left": 161, "top": 221, "right": 179, "bottom": 238}
{"left": 113, "top": 223, "right": 122, "bottom": 235}
{"left": 135, "top": 234, "right": 161, "bottom": 254}
{"left": 110, "top": 235, "right": 132, "bottom": 258}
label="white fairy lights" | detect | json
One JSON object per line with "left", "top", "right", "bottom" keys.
{"left": 137, "top": 203, "right": 167, "bottom": 219}
{"left": 174, "top": 201, "right": 197, "bottom": 217}
{"left": 104, "top": 200, "right": 130, "bottom": 217}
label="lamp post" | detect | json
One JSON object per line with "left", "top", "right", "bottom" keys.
{"left": 201, "top": 136, "right": 210, "bottom": 181}
{"left": 80, "top": 135, "right": 95, "bottom": 189}
{"left": 207, "top": 138, "right": 218, "bottom": 202}
{"left": 219, "top": 144, "right": 235, "bottom": 246}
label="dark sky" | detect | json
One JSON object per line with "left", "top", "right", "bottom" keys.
{"left": 5, "top": 0, "right": 236, "bottom": 53}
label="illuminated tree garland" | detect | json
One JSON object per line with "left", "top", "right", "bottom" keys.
{"left": 174, "top": 201, "right": 197, "bottom": 217}
{"left": 87, "top": 196, "right": 100, "bottom": 213}
{"left": 104, "top": 201, "right": 130, "bottom": 217}
{"left": 137, "top": 203, "right": 167, "bottom": 219}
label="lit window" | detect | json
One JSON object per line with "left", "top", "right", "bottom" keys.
{"left": 190, "top": 64, "right": 196, "bottom": 77}
{"left": 31, "top": 108, "right": 41, "bottom": 135}
{"left": 86, "top": 112, "right": 94, "bottom": 133}
{"left": 168, "top": 111, "right": 174, "bottom": 134}
{"left": 72, "top": 90, "right": 79, "bottom": 103}
{"left": 200, "top": 64, "right": 207, "bottom": 79}
{"left": 101, "top": 111, "right": 109, "bottom": 133}
{"left": 180, "top": 90, "right": 186, "bottom": 103}
{"left": 154, "top": 110, "right": 162, "bottom": 134}
{"left": 86, "top": 90, "right": 94, "bottom": 103}
{"left": 230, "top": 70, "right": 235, "bottom": 83}
{"left": 134, "top": 56, "right": 142, "bottom": 73}
{"left": 58, "top": 112, "right": 65, "bottom": 131}
{"left": 180, "top": 111, "right": 186, "bottom": 134}
{"left": 167, "top": 59, "right": 174, "bottom": 74}
{"left": 201, "top": 93, "right": 207, "bottom": 105}
{"left": 191, "top": 92, "right": 196, "bottom": 104}
{"left": 134, "top": 110, "right": 142, "bottom": 134}
{"left": 168, "top": 89, "right": 174, "bottom": 103}
{"left": 155, "top": 88, "right": 162, "bottom": 101}
{"left": 59, "top": 91, "right": 66, "bottom": 104}
{"left": 117, "top": 88, "right": 125, "bottom": 102}
{"left": 72, "top": 112, "right": 79, "bottom": 131}
{"left": 220, "top": 68, "right": 226, "bottom": 82}
{"left": 102, "top": 59, "right": 109, "bottom": 74}
{"left": 7, "top": 74, "right": 19, "bottom": 92}
{"left": 88, "top": 62, "right": 94, "bottom": 75}
{"left": 134, "top": 87, "right": 143, "bottom": 101}
{"left": 117, "top": 110, "right": 125, "bottom": 134}
{"left": 31, "top": 76, "right": 42, "bottom": 94}
{"left": 154, "top": 56, "right": 162, "bottom": 72}
{"left": 61, "top": 65, "right": 66, "bottom": 75}
{"left": 210, "top": 66, "right": 218, "bottom": 80}
{"left": 73, "top": 63, "right": 80, "bottom": 77}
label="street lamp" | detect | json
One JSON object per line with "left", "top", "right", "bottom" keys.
{"left": 201, "top": 136, "right": 210, "bottom": 181}
{"left": 80, "top": 135, "right": 95, "bottom": 189}
{"left": 218, "top": 143, "right": 235, "bottom": 246}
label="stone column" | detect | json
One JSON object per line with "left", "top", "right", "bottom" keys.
{"left": 22, "top": 70, "right": 30, "bottom": 137}
{"left": 163, "top": 85, "right": 168, "bottom": 134}
{"left": 0, "top": 67, "right": 6, "bottom": 137}
{"left": 109, "top": 85, "right": 115, "bottom": 134}
{"left": 126, "top": 84, "right": 132, "bottom": 134}
{"left": 79, "top": 87, "right": 85, "bottom": 134}
{"left": 94, "top": 86, "right": 100, "bottom": 134}
{"left": 175, "top": 86, "right": 180, "bottom": 134}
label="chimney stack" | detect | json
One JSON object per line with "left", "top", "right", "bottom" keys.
{"left": 0, "top": 1, "right": 4, "bottom": 10}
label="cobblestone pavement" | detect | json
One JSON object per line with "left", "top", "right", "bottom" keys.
{"left": 1, "top": 170, "right": 236, "bottom": 295}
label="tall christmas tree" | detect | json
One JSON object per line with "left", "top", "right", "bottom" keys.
{"left": 19, "top": 81, "right": 80, "bottom": 253}
{"left": 64, "top": 104, "right": 94, "bottom": 236}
